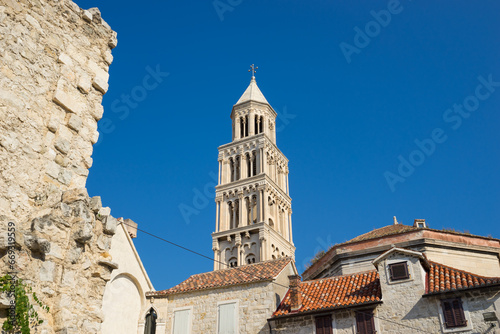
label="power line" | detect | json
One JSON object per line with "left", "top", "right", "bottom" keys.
{"left": 119, "top": 220, "right": 436, "bottom": 333}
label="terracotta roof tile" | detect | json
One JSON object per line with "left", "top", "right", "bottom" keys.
{"left": 426, "top": 261, "right": 500, "bottom": 295}
{"left": 147, "top": 257, "right": 292, "bottom": 296}
{"left": 273, "top": 271, "right": 381, "bottom": 317}
{"left": 347, "top": 224, "right": 418, "bottom": 243}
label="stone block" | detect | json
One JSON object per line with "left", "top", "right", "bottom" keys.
{"left": 47, "top": 117, "right": 59, "bottom": 133}
{"left": 90, "top": 196, "right": 102, "bottom": 212}
{"left": 109, "top": 31, "right": 118, "bottom": 49}
{"left": 73, "top": 221, "right": 93, "bottom": 243}
{"left": 62, "top": 188, "right": 89, "bottom": 204}
{"left": 57, "top": 53, "right": 73, "bottom": 67}
{"left": 55, "top": 154, "right": 69, "bottom": 167}
{"left": 46, "top": 160, "right": 61, "bottom": 179}
{"left": 88, "top": 61, "right": 109, "bottom": 94}
{"left": 98, "top": 206, "right": 111, "bottom": 217}
{"left": 88, "top": 7, "right": 101, "bottom": 23}
{"left": 91, "top": 103, "right": 104, "bottom": 120}
{"left": 54, "top": 137, "right": 70, "bottom": 155}
{"left": 67, "top": 114, "right": 82, "bottom": 132}
{"left": 82, "top": 10, "right": 92, "bottom": 22}
{"left": 77, "top": 73, "right": 91, "bottom": 94}
{"left": 97, "top": 234, "right": 110, "bottom": 250}
{"left": 58, "top": 169, "right": 72, "bottom": 185}
{"left": 103, "top": 50, "right": 113, "bottom": 65}
{"left": 53, "top": 78, "right": 85, "bottom": 114}
{"left": 98, "top": 259, "right": 118, "bottom": 269}
{"left": 40, "top": 261, "right": 55, "bottom": 282}
{"left": 103, "top": 215, "right": 117, "bottom": 235}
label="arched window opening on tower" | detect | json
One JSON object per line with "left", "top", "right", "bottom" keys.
{"left": 246, "top": 153, "right": 251, "bottom": 178}
{"left": 235, "top": 156, "right": 240, "bottom": 180}
{"left": 259, "top": 116, "right": 264, "bottom": 133}
{"left": 246, "top": 254, "right": 256, "bottom": 264}
{"left": 251, "top": 196, "right": 257, "bottom": 224}
{"left": 252, "top": 153, "right": 257, "bottom": 176}
{"left": 244, "top": 115, "right": 249, "bottom": 137}
{"left": 229, "top": 257, "right": 237, "bottom": 268}
{"left": 228, "top": 201, "right": 234, "bottom": 229}
{"left": 144, "top": 308, "right": 157, "bottom": 334}
{"left": 229, "top": 158, "right": 235, "bottom": 182}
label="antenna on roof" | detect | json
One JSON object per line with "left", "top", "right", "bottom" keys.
{"left": 393, "top": 216, "right": 398, "bottom": 225}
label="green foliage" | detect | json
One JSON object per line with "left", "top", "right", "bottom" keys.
{"left": 0, "top": 274, "right": 49, "bottom": 334}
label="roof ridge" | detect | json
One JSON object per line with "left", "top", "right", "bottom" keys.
{"left": 301, "top": 270, "right": 378, "bottom": 284}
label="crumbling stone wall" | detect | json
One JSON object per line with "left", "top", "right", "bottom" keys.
{"left": 0, "top": 0, "right": 121, "bottom": 333}
{"left": 0, "top": 0, "right": 116, "bottom": 221}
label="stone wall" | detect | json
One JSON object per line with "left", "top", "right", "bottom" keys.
{"left": 0, "top": 0, "right": 116, "bottom": 222}
{"left": 0, "top": 0, "right": 122, "bottom": 333}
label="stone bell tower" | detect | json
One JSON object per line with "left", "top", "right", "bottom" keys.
{"left": 212, "top": 67, "right": 295, "bottom": 270}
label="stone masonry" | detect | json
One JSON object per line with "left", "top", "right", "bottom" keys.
{"left": 0, "top": 0, "right": 121, "bottom": 333}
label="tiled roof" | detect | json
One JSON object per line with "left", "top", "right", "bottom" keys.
{"left": 273, "top": 271, "right": 381, "bottom": 317}
{"left": 346, "top": 224, "right": 418, "bottom": 243}
{"left": 147, "top": 257, "right": 292, "bottom": 296}
{"left": 426, "top": 261, "right": 500, "bottom": 295}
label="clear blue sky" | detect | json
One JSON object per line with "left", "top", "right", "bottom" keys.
{"left": 76, "top": 0, "right": 500, "bottom": 290}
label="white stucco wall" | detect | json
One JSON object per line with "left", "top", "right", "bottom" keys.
{"left": 101, "top": 222, "right": 154, "bottom": 334}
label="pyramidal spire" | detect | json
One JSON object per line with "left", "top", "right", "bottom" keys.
{"left": 235, "top": 65, "right": 269, "bottom": 105}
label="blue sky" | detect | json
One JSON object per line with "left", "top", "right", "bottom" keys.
{"left": 76, "top": 0, "right": 500, "bottom": 290}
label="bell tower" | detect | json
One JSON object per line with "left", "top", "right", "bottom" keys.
{"left": 212, "top": 67, "right": 295, "bottom": 269}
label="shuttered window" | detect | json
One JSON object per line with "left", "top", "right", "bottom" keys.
{"left": 218, "top": 302, "right": 236, "bottom": 334}
{"left": 355, "top": 309, "right": 376, "bottom": 334}
{"left": 315, "top": 315, "right": 333, "bottom": 334}
{"left": 388, "top": 262, "right": 409, "bottom": 281}
{"left": 441, "top": 298, "right": 467, "bottom": 328}
{"left": 173, "top": 309, "right": 190, "bottom": 334}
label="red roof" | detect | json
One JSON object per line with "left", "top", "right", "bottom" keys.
{"left": 273, "top": 271, "right": 381, "bottom": 317}
{"left": 148, "top": 257, "right": 292, "bottom": 296}
{"left": 426, "top": 261, "right": 500, "bottom": 295}
{"left": 347, "top": 224, "right": 418, "bottom": 243}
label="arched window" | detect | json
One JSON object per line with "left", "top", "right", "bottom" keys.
{"left": 144, "top": 308, "right": 157, "bottom": 334}
{"left": 229, "top": 257, "right": 237, "bottom": 268}
{"left": 259, "top": 116, "right": 264, "bottom": 133}
{"left": 252, "top": 153, "right": 257, "bottom": 176}
{"left": 245, "top": 115, "right": 249, "bottom": 137}
{"left": 246, "top": 153, "right": 251, "bottom": 177}
{"left": 229, "top": 158, "right": 235, "bottom": 182}
{"left": 246, "top": 254, "right": 256, "bottom": 264}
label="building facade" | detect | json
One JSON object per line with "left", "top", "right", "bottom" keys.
{"left": 269, "top": 221, "right": 500, "bottom": 334}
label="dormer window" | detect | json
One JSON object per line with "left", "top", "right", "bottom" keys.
{"left": 388, "top": 261, "right": 409, "bottom": 281}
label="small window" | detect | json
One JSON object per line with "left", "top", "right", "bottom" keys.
{"left": 315, "top": 315, "right": 333, "bottom": 334}
{"left": 228, "top": 258, "right": 237, "bottom": 268}
{"left": 441, "top": 298, "right": 467, "bottom": 328}
{"left": 144, "top": 308, "right": 157, "bottom": 334}
{"left": 389, "top": 262, "right": 409, "bottom": 281}
{"left": 355, "top": 309, "right": 376, "bottom": 334}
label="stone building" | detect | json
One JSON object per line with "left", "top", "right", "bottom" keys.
{"left": 143, "top": 75, "right": 299, "bottom": 333}
{"left": 0, "top": 1, "right": 152, "bottom": 333}
{"left": 269, "top": 221, "right": 500, "bottom": 333}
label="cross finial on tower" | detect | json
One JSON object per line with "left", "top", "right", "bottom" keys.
{"left": 248, "top": 64, "right": 258, "bottom": 78}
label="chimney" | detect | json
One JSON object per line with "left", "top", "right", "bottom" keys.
{"left": 393, "top": 216, "right": 398, "bottom": 225}
{"left": 413, "top": 219, "right": 426, "bottom": 228}
{"left": 288, "top": 275, "right": 302, "bottom": 311}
